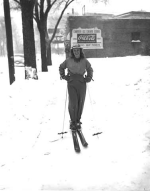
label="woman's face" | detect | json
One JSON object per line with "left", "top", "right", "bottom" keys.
{"left": 73, "top": 48, "right": 80, "bottom": 59}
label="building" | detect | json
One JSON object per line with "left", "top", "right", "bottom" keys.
{"left": 66, "top": 12, "right": 150, "bottom": 58}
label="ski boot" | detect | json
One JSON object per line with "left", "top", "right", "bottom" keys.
{"left": 70, "top": 121, "right": 77, "bottom": 131}
{"left": 70, "top": 122, "right": 81, "bottom": 153}
{"left": 76, "top": 121, "right": 82, "bottom": 130}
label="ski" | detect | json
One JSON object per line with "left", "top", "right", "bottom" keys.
{"left": 77, "top": 129, "right": 88, "bottom": 147}
{"left": 71, "top": 130, "right": 80, "bottom": 153}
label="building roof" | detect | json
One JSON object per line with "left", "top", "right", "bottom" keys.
{"left": 114, "top": 11, "right": 150, "bottom": 19}
{"left": 83, "top": 13, "right": 114, "bottom": 19}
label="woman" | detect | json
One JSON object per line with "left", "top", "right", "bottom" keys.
{"left": 59, "top": 44, "right": 93, "bottom": 130}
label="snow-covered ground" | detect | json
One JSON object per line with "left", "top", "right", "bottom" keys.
{"left": 0, "top": 54, "right": 150, "bottom": 191}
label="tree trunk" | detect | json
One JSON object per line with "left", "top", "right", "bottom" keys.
{"left": 45, "top": 28, "right": 52, "bottom": 66}
{"left": 20, "top": 0, "right": 36, "bottom": 69}
{"left": 39, "top": 26, "right": 48, "bottom": 71}
{"left": 3, "top": 0, "right": 15, "bottom": 85}
{"left": 46, "top": 42, "right": 52, "bottom": 66}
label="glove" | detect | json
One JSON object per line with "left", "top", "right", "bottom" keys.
{"left": 64, "top": 75, "right": 71, "bottom": 81}
{"left": 60, "top": 75, "right": 69, "bottom": 80}
{"left": 84, "top": 77, "right": 91, "bottom": 83}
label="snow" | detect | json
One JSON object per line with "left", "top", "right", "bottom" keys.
{"left": 0, "top": 54, "right": 150, "bottom": 191}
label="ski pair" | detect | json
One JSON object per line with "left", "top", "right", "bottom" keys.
{"left": 71, "top": 129, "right": 88, "bottom": 153}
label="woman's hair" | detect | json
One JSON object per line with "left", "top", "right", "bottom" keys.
{"left": 70, "top": 48, "right": 85, "bottom": 62}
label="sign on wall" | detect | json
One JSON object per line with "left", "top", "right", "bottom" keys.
{"left": 71, "top": 28, "right": 103, "bottom": 49}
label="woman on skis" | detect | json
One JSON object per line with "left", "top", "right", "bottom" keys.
{"left": 59, "top": 44, "right": 93, "bottom": 130}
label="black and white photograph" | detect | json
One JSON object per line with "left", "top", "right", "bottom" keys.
{"left": 0, "top": 0, "right": 150, "bottom": 190}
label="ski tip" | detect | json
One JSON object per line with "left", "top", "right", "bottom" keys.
{"left": 83, "top": 143, "right": 88, "bottom": 148}
{"left": 75, "top": 149, "right": 81, "bottom": 153}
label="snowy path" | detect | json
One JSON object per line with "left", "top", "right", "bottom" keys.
{"left": 0, "top": 55, "right": 150, "bottom": 191}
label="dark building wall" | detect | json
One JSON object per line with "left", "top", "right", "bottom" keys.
{"left": 68, "top": 16, "right": 150, "bottom": 58}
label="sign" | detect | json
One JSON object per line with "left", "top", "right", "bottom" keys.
{"left": 77, "top": 34, "right": 96, "bottom": 43}
{"left": 71, "top": 28, "right": 103, "bottom": 49}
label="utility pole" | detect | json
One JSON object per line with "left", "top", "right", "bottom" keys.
{"left": 3, "top": 0, "right": 15, "bottom": 85}
{"left": 82, "top": 5, "right": 85, "bottom": 15}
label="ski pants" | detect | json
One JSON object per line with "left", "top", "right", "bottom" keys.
{"left": 67, "top": 74, "right": 86, "bottom": 123}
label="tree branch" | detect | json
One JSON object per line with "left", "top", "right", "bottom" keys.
{"left": 50, "top": 0, "right": 74, "bottom": 43}
{"left": 46, "top": 0, "right": 50, "bottom": 7}
{"left": 51, "top": 0, "right": 58, "bottom": 7}
{"left": 13, "top": 0, "right": 20, "bottom": 5}
{"left": 34, "top": 0, "right": 40, "bottom": 23}
{"left": 44, "top": 0, "right": 58, "bottom": 19}
{"left": 40, "top": 0, "right": 44, "bottom": 19}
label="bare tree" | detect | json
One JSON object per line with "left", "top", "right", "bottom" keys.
{"left": 3, "top": 0, "right": 15, "bottom": 85}
{"left": 34, "top": 0, "right": 75, "bottom": 71}
{"left": 20, "top": 0, "right": 37, "bottom": 69}
{"left": 13, "top": 0, "right": 37, "bottom": 70}
{"left": 11, "top": 0, "right": 75, "bottom": 71}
